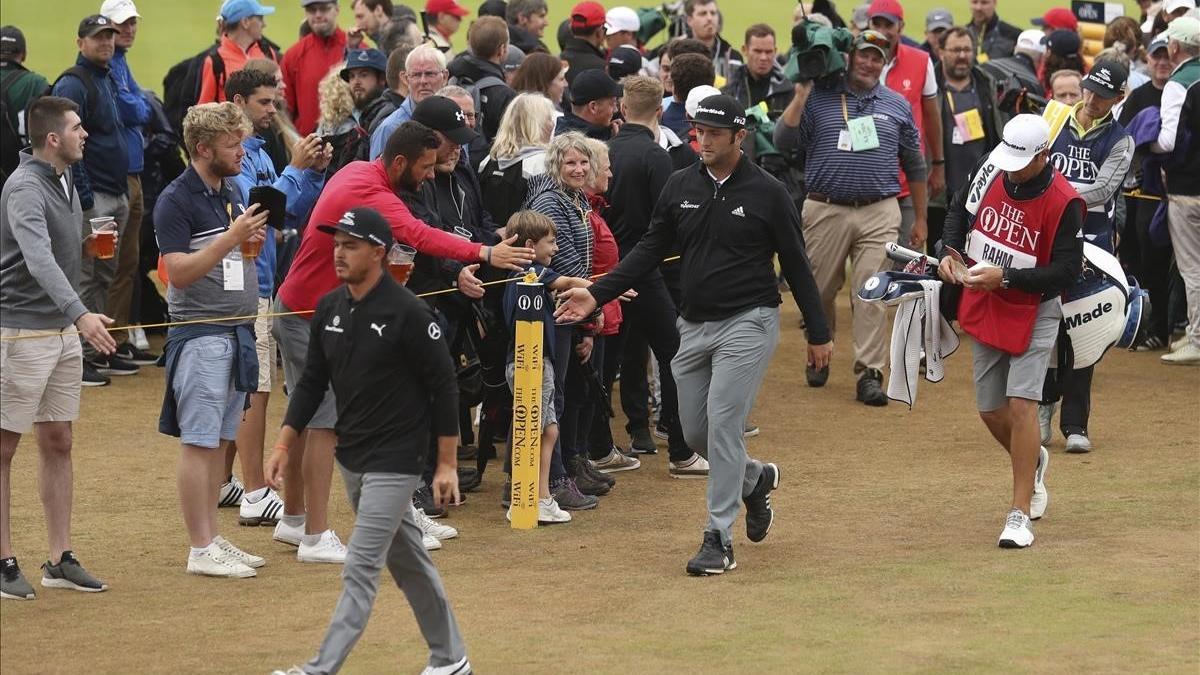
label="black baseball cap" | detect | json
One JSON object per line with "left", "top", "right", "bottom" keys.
{"left": 317, "top": 207, "right": 394, "bottom": 248}
{"left": 0, "top": 26, "right": 26, "bottom": 58}
{"left": 412, "top": 95, "right": 479, "bottom": 145}
{"left": 1081, "top": 60, "right": 1128, "bottom": 99}
{"left": 78, "top": 14, "right": 119, "bottom": 38}
{"left": 569, "top": 69, "right": 623, "bottom": 105}
{"left": 1042, "top": 29, "right": 1081, "bottom": 57}
{"left": 607, "top": 45, "right": 643, "bottom": 80}
{"left": 689, "top": 94, "right": 749, "bottom": 130}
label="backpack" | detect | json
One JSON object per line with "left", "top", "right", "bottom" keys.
{"left": 323, "top": 123, "right": 369, "bottom": 177}
{"left": 162, "top": 38, "right": 280, "bottom": 137}
{"left": 449, "top": 74, "right": 504, "bottom": 138}
{"left": 1, "top": 69, "right": 34, "bottom": 184}
{"left": 477, "top": 156, "right": 532, "bottom": 228}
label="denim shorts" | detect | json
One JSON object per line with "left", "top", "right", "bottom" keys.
{"left": 174, "top": 335, "right": 245, "bottom": 448}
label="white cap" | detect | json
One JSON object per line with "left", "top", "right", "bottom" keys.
{"left": 100, "top": 0, "right": 141, "bottom": 24}
{"left": 1165, "top": 0, "right": 1196, "bottom": 13}
{"left": 989, "top": 114, "right": 1051, "bottom": 172}
{"left": 1015, "top": 29, "right": 1047, "bottom": 54}
{"left": 684, "top": 85, "right": 721, "bottom": 118}
{"left": 1161, "top": 15, "right": 1200, "bottom": 46}
{"left": 606, "top": 7, "right": 640, "bottom": 35}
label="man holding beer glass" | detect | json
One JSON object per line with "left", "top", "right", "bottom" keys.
{"left": 153, "top": 102, "right": 270, "bottom": 578}
{"left": 1, "top": 96, "right": 116, "bottom": 600}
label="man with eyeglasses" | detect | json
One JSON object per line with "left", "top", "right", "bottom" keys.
{"left": 369, "top": 44, "right": 449, "bottom": 160}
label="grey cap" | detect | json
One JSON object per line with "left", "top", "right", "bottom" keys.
{"left": 852, "top": 3, "right": 870, "bottom": 30}
{"left": 926, "top": 8, "right": 954, "bottom": 31}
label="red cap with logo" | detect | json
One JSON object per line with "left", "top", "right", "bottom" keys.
{"left": 570, "top": 1, "right": 607, "bottom": 30}
{"left": 425, "top": 0, "right": 469, "bottom": 18}
{"left": 867, "top": 0, "right": 905, "bottom": 24}
{"left": 1032, "top": 7, "right": 1078, "bottom": 32}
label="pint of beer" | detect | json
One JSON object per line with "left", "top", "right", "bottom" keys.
{"left": 89, "top": 217, "right": 117, "bottom": 259}
{"left": 241, "top": 236, "right": 263, "bottom": 259}
{"left": 388, "top": 243, "right": 416, "bottom": 285}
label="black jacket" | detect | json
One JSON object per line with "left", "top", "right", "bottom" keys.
{"left": 968, "top": 15, "right": 1022, "bottom": 63}
{"left": 367, "top": 89, "right": 404, "bottom": 135}
{"left": 561, "top": 36, "right": 607, "bottom": 84}
{"left": 606, "top": 123, "right": 674, "bottom": 257}
{"left": 980, "top": 52, "right": 1045, "bottom": 99}
{"left": 508, "top": 24, "right": 549, "bottom": 54}
{"left": 282, "top": 275, "right": 459, "bottom": 475}
{"left": 357, "top": 90, "right": 393, "bottom": 137}
{"left": 448, "top": 52, "right": 517, "bottom": 141}
{"left": 707, "top": 35, "right": 745, "bottom": 82}
{"left": 589, "top": 154, "right": 830, "bottom": 342}
{"left": 721, "top": 63, "right": 793, "bottom": 114}
{"left": 554, "top": 109, "right": 612, "bottom": 141}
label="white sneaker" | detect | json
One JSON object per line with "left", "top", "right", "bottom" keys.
{"left": 186, "top": 544, "right": 256, "bottom": 578}
{"left": 273, "top": 519, "right": 304, "bottom": 546}
{"left": 423, "top": 533, "right": 443, "bottom": 551}
{"left": 212, "top": 535, "right": 266, "bottom": 568}
{"left": 537, "top": 497, "right": 571, "bottom": 523}
{"left": 239, "top": 487, "right": 284, "bottom": 526}
{"left": 592, "top": 447, "right": 641, "bottom": 473}
{"left": 669, "top": 453, "right": 709, "bottom": 478}
{"left": 270, "top": 667, "right": 306, "bottom": 675}
{"left": 1169, "top": 335, "right": 1191, "bottom": 352}
{"left": 130, "top": 327, "right": 150, "bottom": 351}
{"left": 420, "top": 657, "right": 471, "bottom": 675}
{"left": 1030, "top": 446, "right": 1049, "bottom": 520}
{"left": 1065, "top": 433, "right": 1092, "bottom": 454}
{"left": 998, "top": 509, "right": 1035, "bottom": 549}
{"left": 1162, "top": 342, "right": 1200, "bottom": 365}
{"left": 297, "top": 530, "right": 347, "bottom": 564}
{"left": 1038, "top": 403, "right": 1056, "bottom": 445}
{"left": 217, "top": 476, "right": 245, "bottom": 507}
{"left": 414, "top": 504, "right": 458, "bottom": 540}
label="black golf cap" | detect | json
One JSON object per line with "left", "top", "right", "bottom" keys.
{"left": 317, "top": 207, "right": 394, "bottom": 248}
{"left": 689, "top": 94, "right": 748, "bottom": 130}
{"left": 78, "top": 14, "right": 119, "bottom": 38}
{"left": 1081, "top": 60, "right": 1128, "bottom": 99}
{"left": 0, "top": 26, "right": 26, "bottom": 57}
{"left": 569, "top": 69, "right": 623, "bottom": 105}
{"left": 412, "top": 95, "right": 479, "bottom": 145}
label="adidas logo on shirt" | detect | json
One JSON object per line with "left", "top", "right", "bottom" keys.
{"left": 731, "top": 206, "right": 745, "bottom": 217}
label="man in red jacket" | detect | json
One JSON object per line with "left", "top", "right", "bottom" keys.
{"left": 281, "top": 0, "right": 348, "bottom": 136}
{"left": 268, "top": 122, "right": 534, "bottom": 562}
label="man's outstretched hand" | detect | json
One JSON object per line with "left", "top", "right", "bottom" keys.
{"left": 553, "top": 287, "right": 598, "bottom": 323}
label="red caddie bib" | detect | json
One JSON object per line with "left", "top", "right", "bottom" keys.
{"left": 958, "top": 170, "right": 1078, "bottom": 354}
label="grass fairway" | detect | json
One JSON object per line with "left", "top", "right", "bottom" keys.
{"left": 5, "top": 0, "right": 1140, "bottom": 95}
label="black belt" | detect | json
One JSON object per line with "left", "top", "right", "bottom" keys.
{"left": 807, "top": 192, "right": 897, "bottom": 208}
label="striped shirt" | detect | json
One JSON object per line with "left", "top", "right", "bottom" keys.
{"left": 794, "top": 81, "right": 921, "bottom": 202}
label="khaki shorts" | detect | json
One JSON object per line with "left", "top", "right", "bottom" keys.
{"left": 0, "top": 328, "right": 83, "bottom": 433}
{"left": 254, "top": 297, "right": 275, "bottom": 393}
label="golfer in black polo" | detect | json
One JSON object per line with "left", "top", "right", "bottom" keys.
{"left": 265, "top": 207, "right": 469, "bottom": 675}
{"left": 556, "top": 95, "right": 833, "bottom": 576}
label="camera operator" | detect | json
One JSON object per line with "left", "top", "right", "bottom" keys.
{"left": 773, "top": 30, "right": 927, "bottom": 406}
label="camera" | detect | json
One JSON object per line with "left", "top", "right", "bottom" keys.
{"left": 785, "top": 21, "right": 854, "bottom": 84}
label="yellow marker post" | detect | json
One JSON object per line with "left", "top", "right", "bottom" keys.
{"left": 509, "top": 274, "right": 544, "bottom": 529}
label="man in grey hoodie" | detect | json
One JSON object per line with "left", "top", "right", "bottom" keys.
{"left": 0, "top": 96, "right": 117, "bottom": 601}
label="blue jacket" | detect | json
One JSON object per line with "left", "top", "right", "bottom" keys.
{"left": 109, "top": 48, "right": 150, "bottom": 174}
{"left": 235, "top": 135, "right": 326, "bottom": 297}
{"left": 51, "top": 55, "right": 129, "bottom": 208}
{"left": 368, "top": 96, "right": 414, "bottom": 161}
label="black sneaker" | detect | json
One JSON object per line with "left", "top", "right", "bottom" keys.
{"left": 686, "top": 530, "right": 736, "bottom": 576}
{"left": 89, "top": 355, "right": 139, "bottom": 377}
{"left": 744, "top": 463, "right": 779, "bottom": 543}
{"left": 113, "top": 342, "right": 159, "bottom": 365}
{"left": 579, "top": 456, "right": 615, "bottom": 487}
{"left": 40, "top": 551, "right": 107, "bottom": 593}
{"left": 501, "top": 477, "right": 512, "bottom": 508}
{"left": 569, "top": 457, "right": 611, "bottom": 496}
{"left": 458, "top": 466, "right": 482, "bottom": 492}
{"left": 628, "top": 428, "right": 658, "bottom": 455}
{"left": 413, "top": 486, "right": 446, "bottom": 518}
{"left": 1, "top": 557, "right": 35, "bottom": 600}
{"left": 856, "top": 368, "right": 888, "bottom": 406}
{"left": 806, "top": 364, "right": 829, "bottom": 387}
{"left": 81, "top": 363, "right": 111, "bottom": 387}
{"left": 653, "top": 422, "right": 669, "bottom": 440}
{"left": 457, "top": 445, "right": 477, "bottom": 462}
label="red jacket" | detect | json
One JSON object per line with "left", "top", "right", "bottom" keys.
{"left": 277, "top": 160, "right": 484, "bottom": 315}
{"left": 587, "top": 194, "right": 622, "bottom": 336}
{"left": 198, "top": 35, "right": 276, "bottom": 104}
{"left": 281, "top": 29, "right": 348, "bottom": 136}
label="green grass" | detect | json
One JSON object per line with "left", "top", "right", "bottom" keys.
{"left": 4, "top": 0, "right": 1140, "bottom": 97}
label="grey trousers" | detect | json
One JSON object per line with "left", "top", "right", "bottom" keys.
{"left": 1168, "top": 194, "right": 1200, "bottom": 348}
{"left": 80, "top": 191, "right": 129, "bottom": 359}
{"left": 672, "top": 306, "right": 779, "bottom": 546}
{"left": 305, "top": 467, "right": 466, "bottom": 675}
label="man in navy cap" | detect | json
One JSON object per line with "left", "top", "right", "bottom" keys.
{"left": 555, "top": 94, "right": 832, "bottom": 576}
{"left": 341, "top": 48, "right": 390, "bottom": 131}
{"left": 554, "top": 69, "right": 623, "bottom": 140}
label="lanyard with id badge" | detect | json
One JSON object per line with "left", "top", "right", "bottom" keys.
{"left": 837, "top": 93, "right": 880, "bottom": 152}
{"left": 946, "top": 90, "right": 985, "bottom": 145}
{"left": 222, "top": 202, "right": 245, "bottom": 292}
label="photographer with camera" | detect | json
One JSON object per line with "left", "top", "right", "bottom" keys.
{"left": 774, "top": 29, "right": 927, "bottom": 407}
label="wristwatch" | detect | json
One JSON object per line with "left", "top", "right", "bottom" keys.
{"left": 1000, "top": 268, "right": 1011, "bottom": 289}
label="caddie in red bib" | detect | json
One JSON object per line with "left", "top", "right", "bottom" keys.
{"left": 938, "top": 114, "right": 1084, "bottom": 549}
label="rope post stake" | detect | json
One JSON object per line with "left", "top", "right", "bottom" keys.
{"left": 509, "top": 272, "right": 544, "bottom": 529}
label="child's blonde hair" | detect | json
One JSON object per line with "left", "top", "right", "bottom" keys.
{"left": 506, "top": 210, "right": 555, "bottom": 245}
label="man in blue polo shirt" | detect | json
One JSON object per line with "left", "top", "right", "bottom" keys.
{"left": 154, "top": 102, "right": 269, "bottom": 579}
{"left": 774, "top": 30, "right": 928, "bottom": 407}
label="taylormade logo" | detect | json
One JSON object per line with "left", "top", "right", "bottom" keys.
{"left": 695, "top": 106, "right": 725, "bottom": 116}
{"left": 1065, "top": 301, "right": 1115, "bottom": 329}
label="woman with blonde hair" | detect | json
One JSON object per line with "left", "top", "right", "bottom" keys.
{"left": 477, "top": 92, "right": 556, "bottom": 226}
{"left": 314, "top": 62, "right": 362, "bottom": 176}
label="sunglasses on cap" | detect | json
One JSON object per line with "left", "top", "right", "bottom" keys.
{"left": 856, "top": 30, "right": 891, "bottom": 50}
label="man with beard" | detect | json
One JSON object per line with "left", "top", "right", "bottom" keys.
{"left": 268, "top": 121, "right": 533, "bottom": 563}
{"left": 369, "top": 45, "right": 449, "bottom": 160}
{"left": 340, "top": 48, "right": 391, "bottom": 132}
{"left": 281, "top": 0, "right": 348, "bottom": 136}
{"left": 153, "top": 102, "right": 269, "bottom": 577}
{"left": 555, "top": 95, "right": 832, "bottom": 576}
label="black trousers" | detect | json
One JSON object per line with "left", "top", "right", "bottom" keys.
{"left": 1042, "top": 365, "right": 1094, "bottom": 436}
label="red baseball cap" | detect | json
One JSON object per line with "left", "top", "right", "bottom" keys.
{"left": 570, "top": 1, "right": 607, "bottom": 30}
{"left": 425, "top": 0, "right": 469, "bottom": 18}
{"left": 867, "top": 0, "right": 905, "bottom": 24}
{"left": 1032, "top": 7, "right": 1078, "bottom": 32}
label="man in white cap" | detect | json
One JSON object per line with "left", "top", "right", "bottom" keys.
{"left": 937, "top": 114, "right": 1085, "bottom": 548}
{"left": 979, "top": 28, "right": 1046, "bottom": 98}
{"left": 605, "top": 6, "right": 640, "bottom": 51}
{"left": 1154, "top": 16, "right": 1200, "bottom": 364}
